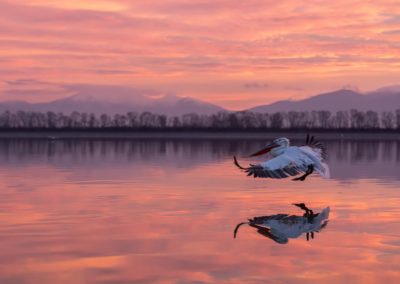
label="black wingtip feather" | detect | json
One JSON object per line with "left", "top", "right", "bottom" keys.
{"left": 234, "top": 222, "right": 248, "bottom": 238}
{"left": 233, "top": 156, "right": 247, "bottom": 170}
{"left": 305, "top": 134, "right": 328, "bottom": 160}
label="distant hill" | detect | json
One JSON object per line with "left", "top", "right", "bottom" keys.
{"left": 0, "top": 84, "right": 399, "bottom": 115}
{"left": 247, "top": 87, "right": 400, "bottom": 113}
{"left": 368, "top": 85, "right": 400, "bottom": 96}
{"left": 0, "top": 85, "right": 226, "bottom": 116}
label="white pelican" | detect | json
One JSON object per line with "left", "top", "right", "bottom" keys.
{"left": 234, "top": 203, "right": 330, "bottom": 244}
{"left": 234, "top": 135, "right": 330, "bottom": 181}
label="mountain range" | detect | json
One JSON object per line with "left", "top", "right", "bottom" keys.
{"left": 0, "top": 85, "right": 225, "bottom": 116}
{"left": 248, "top": 86, "right": 400, "bottom": 113}
{"left": 0, "top": 84, "right": 399, "bottom": 115}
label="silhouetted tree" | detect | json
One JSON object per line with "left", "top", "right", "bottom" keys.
{"left": 333, "top": 111, "right": 349, "bottom": 129}
{"left": 381, "top": 111, "right": 395, "bottom": 129}
{"left": 100, "top": 113, "right": 111, "bottom": 127}
{"left": 270, "top": 112, "right": 284, "bottom": 129}
{"left": 89, "top": 113, "right": 98, "bottom": 128}
{"left": 365, "top": 111, "right": 379, "bottom": 129}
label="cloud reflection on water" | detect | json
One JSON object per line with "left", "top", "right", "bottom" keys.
{"left": 0, "top": 138, "right": 399, "bottom": 283}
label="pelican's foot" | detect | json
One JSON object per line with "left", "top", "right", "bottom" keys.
{"left": 292, "top": 165, "right": 314, "bottom": 181}
{"left": 306, "top": 232, "right": 315, "bottom": 241}
{"left": 292, "top": 176, "right": 306, "bottom": 181}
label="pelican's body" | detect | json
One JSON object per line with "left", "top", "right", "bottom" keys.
{"left": 234, "top": 204, "right": 330, "bottom": 244}
{"left": 262, "top": 144, "right": 329, "bottom": 178}
{"left": 234, "top": 135, "right": 330, "bottom": 180}
{"left": 256, "top": 207, "right": 330, "bottom": 241}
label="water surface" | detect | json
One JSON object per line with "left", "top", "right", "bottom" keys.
{"left": 0, "top": 138, "right": 399, "bottom": 283}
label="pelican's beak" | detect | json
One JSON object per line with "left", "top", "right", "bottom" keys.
{"left": 249, "top": 142, "right": 279, "bottom": 157}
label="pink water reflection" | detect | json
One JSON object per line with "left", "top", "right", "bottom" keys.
{"left": 0, "top": 139, "right": 399, "bottom": 283}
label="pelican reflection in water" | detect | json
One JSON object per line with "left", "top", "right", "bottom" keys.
{"left": 234, "top": 203, "right": 330, "bottom": 244}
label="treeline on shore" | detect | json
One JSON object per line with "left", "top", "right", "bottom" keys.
{"left": 0, "top": 109, "right": 399, "bottom": 131}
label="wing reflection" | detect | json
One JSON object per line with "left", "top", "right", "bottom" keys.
{"left": 234, "top": 204, "right": 330, "bottom": 244}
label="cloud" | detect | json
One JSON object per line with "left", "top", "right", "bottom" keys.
{"left": 284, "top": 86, "right": 304, "bottom": 91}
{"left": 0, "top": 0, "right": 399, "bottom": 108}
{"left": 5, "top": 79, "right": 55, "bottom": 86}
{"left": 244, "top": 82, "right": 269, "bottom": 89}
{"left": 1, "top": 79, "right": 71, "bottom": 101}
{"left": 92, "top": 69, "right": 136, "bottom": 75}
{"left": 382, "top": 14, "right": 400, "bottom": 24}
{"left": 341, "top": 84, "right": 361, "bottom": 92}
{"left": 381, "top": 29, "right": 400, "bottom": 34}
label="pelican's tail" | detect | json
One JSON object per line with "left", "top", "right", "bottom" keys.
{"left": 315, "top": 207, "right": 330, "bottom": 231}
{"left": 320, "top": 162, "right": 330, "bottom": 179}
{"left": 313, "top": 161, "right": 330, "bottom": 179}
{"left": 319, "top": 206, "right": 330, "bottom": 220}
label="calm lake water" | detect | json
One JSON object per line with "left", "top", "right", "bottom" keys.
{"left": 0, "top": 138, "right": 399, "bottom": 283}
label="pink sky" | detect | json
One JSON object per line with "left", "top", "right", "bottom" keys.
{"left": 0, "top": 0, "right": 399, "bottom": 109}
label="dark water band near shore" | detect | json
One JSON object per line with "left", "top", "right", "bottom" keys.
{"left": 0, "top": 130, "right": 399, "bottom": 140}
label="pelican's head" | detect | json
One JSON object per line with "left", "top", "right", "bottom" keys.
{"left": 273, "top": 137, "right": 290, "bottom": 148}
{"left": 249, "top": 137, "right": 290, "bottom": 157}
{"left": 269, "top": 137, "right": 290, "bottom": 157}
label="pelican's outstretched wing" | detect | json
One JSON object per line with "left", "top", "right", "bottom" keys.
{"left": 234, "top": 155, "right": 308, "bottom": 179}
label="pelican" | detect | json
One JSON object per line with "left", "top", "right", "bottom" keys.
{"left": 234, "top": 135, "right": 329, "bottom": 181}
{"left": 234, "top": 203, "right": 330, "bottom": 244}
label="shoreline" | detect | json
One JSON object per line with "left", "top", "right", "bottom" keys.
{"left": 0, "top": 130, "right": 398, "bottom": 140}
